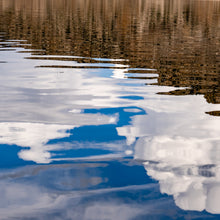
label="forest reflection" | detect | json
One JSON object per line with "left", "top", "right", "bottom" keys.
{"left": 0, "top": 0, "right": 219, "bottom": 106}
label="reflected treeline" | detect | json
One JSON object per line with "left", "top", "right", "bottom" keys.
{"left": 0, "top": 0, "right": 219, "bottom": 105}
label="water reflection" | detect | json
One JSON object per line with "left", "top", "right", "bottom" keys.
{"left": 0, "top": 0, "right": 220, "bottom": 219}
{"left": 1, "top": 41, "right": 219, "bottom": 216}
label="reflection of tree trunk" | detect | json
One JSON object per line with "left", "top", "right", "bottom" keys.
{"left": 0, "top": 0, "right": 219, "bottom": 104}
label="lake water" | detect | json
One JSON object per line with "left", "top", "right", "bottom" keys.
{"left": 0, "top": 0, "right": 220, "bottom": 219}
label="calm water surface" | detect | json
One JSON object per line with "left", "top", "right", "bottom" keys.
{"left": 0, "top": 0, "right": 220, "bottom": 219}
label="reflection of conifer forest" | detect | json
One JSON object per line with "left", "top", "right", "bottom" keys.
{"left": 0, "top": 0, "right": 219, "bottom": 106}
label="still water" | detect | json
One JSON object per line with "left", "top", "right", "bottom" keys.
{"left": 0, "top": 0, "right": 220, "bottom": 219}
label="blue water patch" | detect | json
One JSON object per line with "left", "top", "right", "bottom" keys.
{"left": 25, "top": 160, "right": 156, "bottom": 191}
{"left": 48, "top": 124, "right": 125, "bottom": 145}
{"left": 50, "top": 148, "right": 113, "bottom": 159}
{"left": 48, "top": 106, "right": 146, "bottom": 145}
{"left": 98, "top": 160, "right": 156, "bottom": 188}
{"left": 89, "top": 68, "right": 113, "bottom": 77}
{"left": 117, "top": 82, "right": 145, "bottom": 87}
{"left": 119, "top": 95, "right": 144, "bottom": 100}
{"left": 0, "top": 144, "right": 35, "bottom": 168}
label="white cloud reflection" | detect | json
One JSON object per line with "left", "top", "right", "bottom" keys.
{"left": 0, "top": 179, "right": 152, "bottom": 220}
{"left": 0, "top": 122, "right": 73, "bottom": 163}
{"left": 131, "top": 94, "right": 220, "bottom": 214}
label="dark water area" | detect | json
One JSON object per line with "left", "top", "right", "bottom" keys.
{"left": 0, "top": 0, "right": 220, "bottom": 219}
